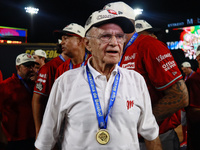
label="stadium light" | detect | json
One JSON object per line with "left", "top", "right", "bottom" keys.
{"left": 25, "top": 7, "right": 39, "bottom": 15}
{"left": 133, "top": 8, "right": 143, "bottom": 17}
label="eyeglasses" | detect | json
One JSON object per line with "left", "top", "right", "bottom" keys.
{"left": 87, "top": 33, "right": 126, "bottom": 44}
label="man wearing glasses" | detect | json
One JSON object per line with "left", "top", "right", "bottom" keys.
{"left": 35, "top": 10, "right": 162, "bottom": 150}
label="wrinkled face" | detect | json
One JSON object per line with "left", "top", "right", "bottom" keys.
{"left": 181, "top": 67, "right": 190, "bottom": 75}
{"left": 85, "top": 23, "right": 126, "bottom": 66}
{"left": 17, "top": 63, "right": 35, "bottom": 79}
{"left": 61, "top": 35, "right": 81, "bottom": 57}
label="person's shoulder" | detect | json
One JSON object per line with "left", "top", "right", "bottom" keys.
{"left": 137, "top": 35, "right": 159, "bottom": 44}
{"left": 56, "top": 66, "right": 84, "bottom": 81}
{"left": 57, "top": 59, "right": 70, "bottom": 69}
{"left": 0, "top": 74, "right": 17, "bottom": 86}
{"left": 119, "top": 67, "right": 144, "bottom": 79}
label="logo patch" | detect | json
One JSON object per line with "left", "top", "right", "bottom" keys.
{"left": 122, "top": 62, "right": 135, "bottom": 69}
{"left": 127, "top": 100, "right": 134, "bottom": 110}
{"left": 36, "top": 82, "right": 43, "bottom": 91}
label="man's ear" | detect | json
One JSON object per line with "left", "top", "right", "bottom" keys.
{"left": 84, "top": 37, "right": 92, "bottom": 53}
{"left": 16, "top": 65, "right": 20, "bottom": 71}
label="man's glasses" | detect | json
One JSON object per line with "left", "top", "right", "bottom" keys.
{"left": 87, "top": 33, "right": 126, "bottom": 44}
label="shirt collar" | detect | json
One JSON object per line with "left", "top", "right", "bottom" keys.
{"left": 86, "top": 57, "right": 119, "bottom": 79}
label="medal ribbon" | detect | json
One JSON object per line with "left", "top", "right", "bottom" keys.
{"left": 17, "top": 74, "right": 32, "bottom": 95}
{"left": 118, "top": 32, "right": 138, "bottom": 66}
{"left": 59, "top": 54, "right": 66, "bottom": 62}
{"left": 69, "top": 53, "right": 88, "bottom": 70}
{"left": 86, "top": 65, "right": 120, "bottom": 129}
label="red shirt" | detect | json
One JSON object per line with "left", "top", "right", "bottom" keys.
{"left": 55, "top": 53, "right": 92, "bottom": 79}
{"left": 186, "top": 68, "right": 200, "bottom": 108}
{"left": 120, "top": 35, "right": 183, "bottom": 134}
{"left": 0, "top": 70, "right": 3, "bottom": 82}
{"left": 34, "top": 56, "right": 65, "bottom": 96}
{"left": 0, "top": 73, "right": 35, "bottom": 141}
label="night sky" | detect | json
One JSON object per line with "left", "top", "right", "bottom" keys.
{"left": 0, "top": 0, "right": 198, "bottom": 43}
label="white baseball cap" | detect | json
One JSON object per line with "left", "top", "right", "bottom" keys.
{"left": 135, "top": 20, "right": 160, "bottom": 33}
{"left": 55, "top": 23, "right": 85, "bottom": 38}
{"left": 16, "top": 53, "right": 38, "bottom": 66}
{"left": 103, "top": 1, "right": 136, "bottom": 20}
{"left": 33, "top": 49, "right": 47, "bottom": 58}
{"left": 84, "top": 9, "right": 134, "bottom": 34}
{"left": 181, "top": 62, "right": 191, "bottom": 68}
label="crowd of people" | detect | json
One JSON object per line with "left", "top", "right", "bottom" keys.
{"left": 0, "top": 1, "right": 200, "bottom": 150}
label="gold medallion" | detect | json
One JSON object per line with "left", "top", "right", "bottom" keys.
{"left": 96, "top": 129, "right": 110, "bottom": 145}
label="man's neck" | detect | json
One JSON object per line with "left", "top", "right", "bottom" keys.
{"left": 60, "top": 53, "right": 69, "bottom": 61}
{"left": 90, "top": 58, "right": 115, "bottom": 81}
{"left": 71, "top": 49, "right": 86, "bottom": 65}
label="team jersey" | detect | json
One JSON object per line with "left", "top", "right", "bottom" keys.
{"left": 34, "top": 56, "right": 65, "bottom": 97}
{"left": 120, "top": 35, "right": 183, "bottom": 134}
{"left": 0, "top": 73, "right": 35, "bottom": 141}
{"left": 55, "top": 53, "right": 92, "bottom": 79}
{"left": 186, "top": 68, "right": 200, "bottom": 108}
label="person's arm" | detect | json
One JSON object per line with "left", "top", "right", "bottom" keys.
{"left": 32, "top": 93, "right": 48, "bottom": 138}
{"left": 0, "top": 112, "right": 7, "bottom": 148}
{"left": 144, "top": 136, "right": 162, "bottom": 150}
{"left": 153, "top": 79, "right": 189, "bottom": 122}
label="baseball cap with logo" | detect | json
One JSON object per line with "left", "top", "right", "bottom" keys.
{"left": 103, "top": 1, "right": 136, "bottom": 20}
{"left": 84, "top": 9, "right": 134, "bottom": 35}
{"left": 54, "top": 23, "right": 85, "bottom": 38}
{"left": 135, "top": 20, "right": 160, "bottom": 33}
{"left": 181, "top": 62, "right": 191, "bottom": 68}
{"left": 16, "top": 53, "right": 38, "bottom": 66}
{"left": 33, "top": 49, "right": 47, "bottom": 58}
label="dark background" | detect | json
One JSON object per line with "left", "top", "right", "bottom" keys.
{"left": 0, "top": 0, "right": 199, "bottom": 79}
{"left": 0, "top": 0, "right": 198, "bottom": 43}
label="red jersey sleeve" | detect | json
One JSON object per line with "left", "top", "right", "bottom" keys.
{"left": 138, "top": 37, "right": 182, "bottom": 90}
{"left": 34, "top": 65, "right": 51, "bottom": 96}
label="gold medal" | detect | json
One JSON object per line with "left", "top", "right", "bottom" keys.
{"left": 96, "top": 129, "right": 110, "bottom": 145}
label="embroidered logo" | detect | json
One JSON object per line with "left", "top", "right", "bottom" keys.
{"left": 127, "top": 100, "right": 134, "bottom": 110}
{"left": 36, "top": 82, "right": 43, "bottom": 91}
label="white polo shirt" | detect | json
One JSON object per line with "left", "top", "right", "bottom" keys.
{"left": 35, "top": 59, "right": 159, "bottom": 150}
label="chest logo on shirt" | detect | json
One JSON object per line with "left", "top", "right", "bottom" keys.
{"left": 127, "top": 100, "right": 134, "bottom": 110}
{"left": 156, "top": 53, "right": 172, "bottom": 63}
{"left": 122, "top": 62, "right": 135, "bottom": 69}
{"left": 124, "top": 53, "right": 137, "bottom": 61}
{"left": 36, "top": 82, "right": 43, "bottom": 91}
{"left": 162, "top": 60, "right": 176, "bottom": 71}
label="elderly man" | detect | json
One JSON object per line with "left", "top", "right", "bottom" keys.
{"left": 35, "top": 10, "right": 162, "bottom": 150}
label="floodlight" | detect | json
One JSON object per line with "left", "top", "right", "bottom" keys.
{"left": 25, "top": 7, "right": 39, "bottom": 14}
{"left": 134, "top": 8, "right": 143, "bottom": 16}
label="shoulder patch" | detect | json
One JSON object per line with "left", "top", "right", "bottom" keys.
{"left": 36, "top": 82, "right": 43, "bottom": 91}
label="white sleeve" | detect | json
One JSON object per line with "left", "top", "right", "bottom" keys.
{"left": 35, "top": 79, "right": 65, "bottom": 150}
{"left": 137, "top": 77, "right": 159, "bottom": 141}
